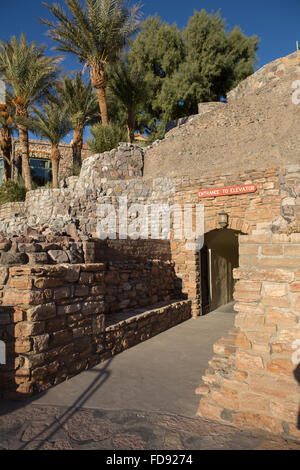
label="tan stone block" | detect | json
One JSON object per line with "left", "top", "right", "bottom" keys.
{"left": 15, "top": 321, "right": 45, "bottom": 338}
{"left": 250, "top": 373, "right": 298, "bottom": 399}
{"left": 239, "top": 245, "right": 259, "bottom": 255}
{"left": 235, "top": 370, "right": 248, "bottom": 380}
{"left": 290, "top": 282, "right": 300, "bottom": 292}
{"left": 259, "top": 257, "right": 300, "bottom": 268}
{"left": 262, "top": 297, "right": 290, "bottom": 308}
{"left": 266, "top": 308, "right": 297, "bottom": 326}
{"left": 235, "top": 314, "right": 265, "bottom": 330}
{"left": 53, "top": 287, "right": 71, "bottom": 300}
{"left": 246, "top": 327, "right": 277, "bottom": 342}
{"left": 234, "top": 291, "right": 261, "bottom": 302}
{"left": 294, "top": 296, "right": 300, "bottom": 311}
{"left": 34, "top": 278, "right": 62, "bottom": 289}
{"left": 15, "top": 338, "right": 32, "bottom": 353}
{"left": 270, "top": 400, "right": 299, "bottom": 423}
{"left": 239, "top": 393, "right": 270, "bottom": 412}
{"left": 261, "top": 246, "right": 283, "bottom": 256}
{"left": 235, "top": 280, "right": 262, "bottom": 293}
{"left": 233, "top": 268, "right": 294, "bottom": 283}
{"left": 263, "top": 283, "right": 287, "bottom": 297}
{"left": 284, "top": 245, "right": 300, "bottom": 257}
{"left": 267, "top": 359, "right": 295, "bottom": 377}
{"left": 211, "top": 388, "right": 239, "bottom": 410}
{"left": 238, "top": 255, "right": 249, "bottom": 267}
{"left": 235, "top": 332, "right": 251, "bottom": 349}
{"left": 2, "top": 290, "right": 43, "bottom": 306}
{"left": 27, "top": 303, "right": 56, "bottom": 321}
{"left": 9, "top": 277, "right": 33, "bottom": 290}
{"left": 12, "top": 310, "right": 24, "bottom": 323}
{"left": 232, "top": 411, "right": 283, "bottom": 435}
{"left": 239, "top": 234, "right": 271, "bottom": 244}
{"left": 233, "top": 302, "right": 264, "bottom": 315}
{"left": 235, "top": 350, "right": 264, "bottom": 371}
{"left": 196, "top": 397, "right": 223, "bottom": 421}
{"left": 222, "top": 378, "right": 249, "bottom": 392}
{"left": 252, "top": 341, "right": 270, "bottom": 355}
{"left": 272, "top": 234, "right": 292, "bottom": 244}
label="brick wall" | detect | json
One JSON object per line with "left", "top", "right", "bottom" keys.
{"left": 197, "top": 233, "right": 300, "bottom": 441}
{"left": 0, "top": 260, "right": 188, "bottom": 397}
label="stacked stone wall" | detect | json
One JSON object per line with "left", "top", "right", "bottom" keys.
{"left": 0, "top": 260, "right": 188, "bottom": 397}
{"left": 197, "top": 233, "right": 300, "bottom": 440}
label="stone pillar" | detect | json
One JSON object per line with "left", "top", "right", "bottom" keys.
{"left": 196, "top": 233, "right": 300, "bottom": 441}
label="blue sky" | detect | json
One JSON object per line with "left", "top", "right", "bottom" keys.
{"left": 0, "top": 0, "right": 299, "bottom": 141}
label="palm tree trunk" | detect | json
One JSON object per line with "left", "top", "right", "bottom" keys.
{"left": 127, "top": 110, "right": 135, "bottom": 144}
{"left": 51, "top": 144, "right": 60, "bottom": 189}
{"left": 17, "top": 124, "right": 32, "bottom": 190}
{"left": 90, "top": 65, "right": 109, "bottom": 126}
{"left": 0, "top": 129, "right": 12, "bottom": 181}
{"left": 72, "top": 128, "right": 83, "bottom": 169}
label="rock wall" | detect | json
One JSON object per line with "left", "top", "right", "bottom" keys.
{"left": 0, "top": 260, "right": 187, "bottom": 397}
{"left": 197, "top": 232, "right": 300, "bottom": 441}
{"left": 143, "top": 51, "right": 300, "bottom": 179}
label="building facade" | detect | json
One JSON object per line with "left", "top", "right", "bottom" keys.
{"left": 0, "top": 138, "right": 92, "bottom": 185}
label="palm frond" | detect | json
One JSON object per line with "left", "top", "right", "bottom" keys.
{"left": 0, "top": 34, "right": 61, "bottom": 109}
{"left": 41, "top": 0, "right": 142, "bottom": 67}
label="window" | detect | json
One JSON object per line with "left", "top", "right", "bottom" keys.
{"left": 0, "top": 157, "right": 52, "bottom": 186}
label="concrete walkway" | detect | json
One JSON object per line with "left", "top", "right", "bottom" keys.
{"left": 1, "top": 303, "right": 300, "bottom": 450}
{"left": 33, "top": 302, "right": 236, "bottom": 417}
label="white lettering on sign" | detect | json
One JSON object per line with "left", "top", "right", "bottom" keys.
{"left": 198, "top": 184, "right": 257, "bottom": 199}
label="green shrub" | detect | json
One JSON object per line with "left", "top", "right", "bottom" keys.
{"left": 0, "top": 179, "right": 27, "bottom": 205}
{"left": 72, "top": 162, "right": 81, "bottom": 177}
{"left": 87, "top": 122, "right": 127, "bottom": 154}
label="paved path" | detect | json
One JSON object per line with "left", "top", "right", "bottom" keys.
{"left": 1, "top": 304, "right": 300, "bottom": 450}
{"left": 33, "top": 303, "right": 237, "bottom": 417}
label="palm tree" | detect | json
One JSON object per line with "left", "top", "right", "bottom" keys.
{"left": 0, "top": 101, "right": 14, "bottom": 181}
{"left": 41, "top": 0, "right": 141, "bottom": 126}
{"left": 18, "top": 101, "right": 72, "bottom": 188}
{"left": 108, "top": 61, "right": 149, "bottom": 143}
{"left": 0, "top": 34, "right": 60, "bottom": 189}
{"left": 57, "top": 72, "right": 100, "bottom": 168}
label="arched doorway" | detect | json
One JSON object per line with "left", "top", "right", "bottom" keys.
{"left": 200, "top": 229, "right": 240, "bottom": 314}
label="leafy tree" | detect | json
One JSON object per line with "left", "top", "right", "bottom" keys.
{"left": 87, "top": 121, "right": 127, "bottom": 153}
{"left": 0, "top": 34, "right": 60, "bottom": 189}
{"left": 175, "top": 10, "right": 259, "bottom": 114}
{"left": 128, "top": 16, "right": 185, "bottom": 138}
{"left": 57, "top": 72, "right": 100, "bottom": 168}
{"left": 18, "top": 100, "right": 72, "bottom": 188}
{"left": 108, "top": 61, "right": 149, "bottom": 142}
{"left": 41, "top": 0, "right": 141, "bottom": 126}
{"left": 128, "top": 11, "right": 258, "bottom": 138}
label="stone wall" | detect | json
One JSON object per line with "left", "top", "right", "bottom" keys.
{"left": 196, "top": 232, "right": 300, "bottom": 440}
{"left": 227, "top": 51, "right": 300, "bottom": 103}
{"left": 143, "top": 51, "right": 300, "bottom": 179}
{"left": 0, "top": 260, "right": 188, "bottom": 397}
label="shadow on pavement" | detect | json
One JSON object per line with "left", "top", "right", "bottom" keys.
{"left": 0, "top": 358, "right": 113, "bottom": 450}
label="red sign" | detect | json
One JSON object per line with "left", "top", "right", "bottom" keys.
{"left": 198, "top": 184, "right": 257, "bottom": 199}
